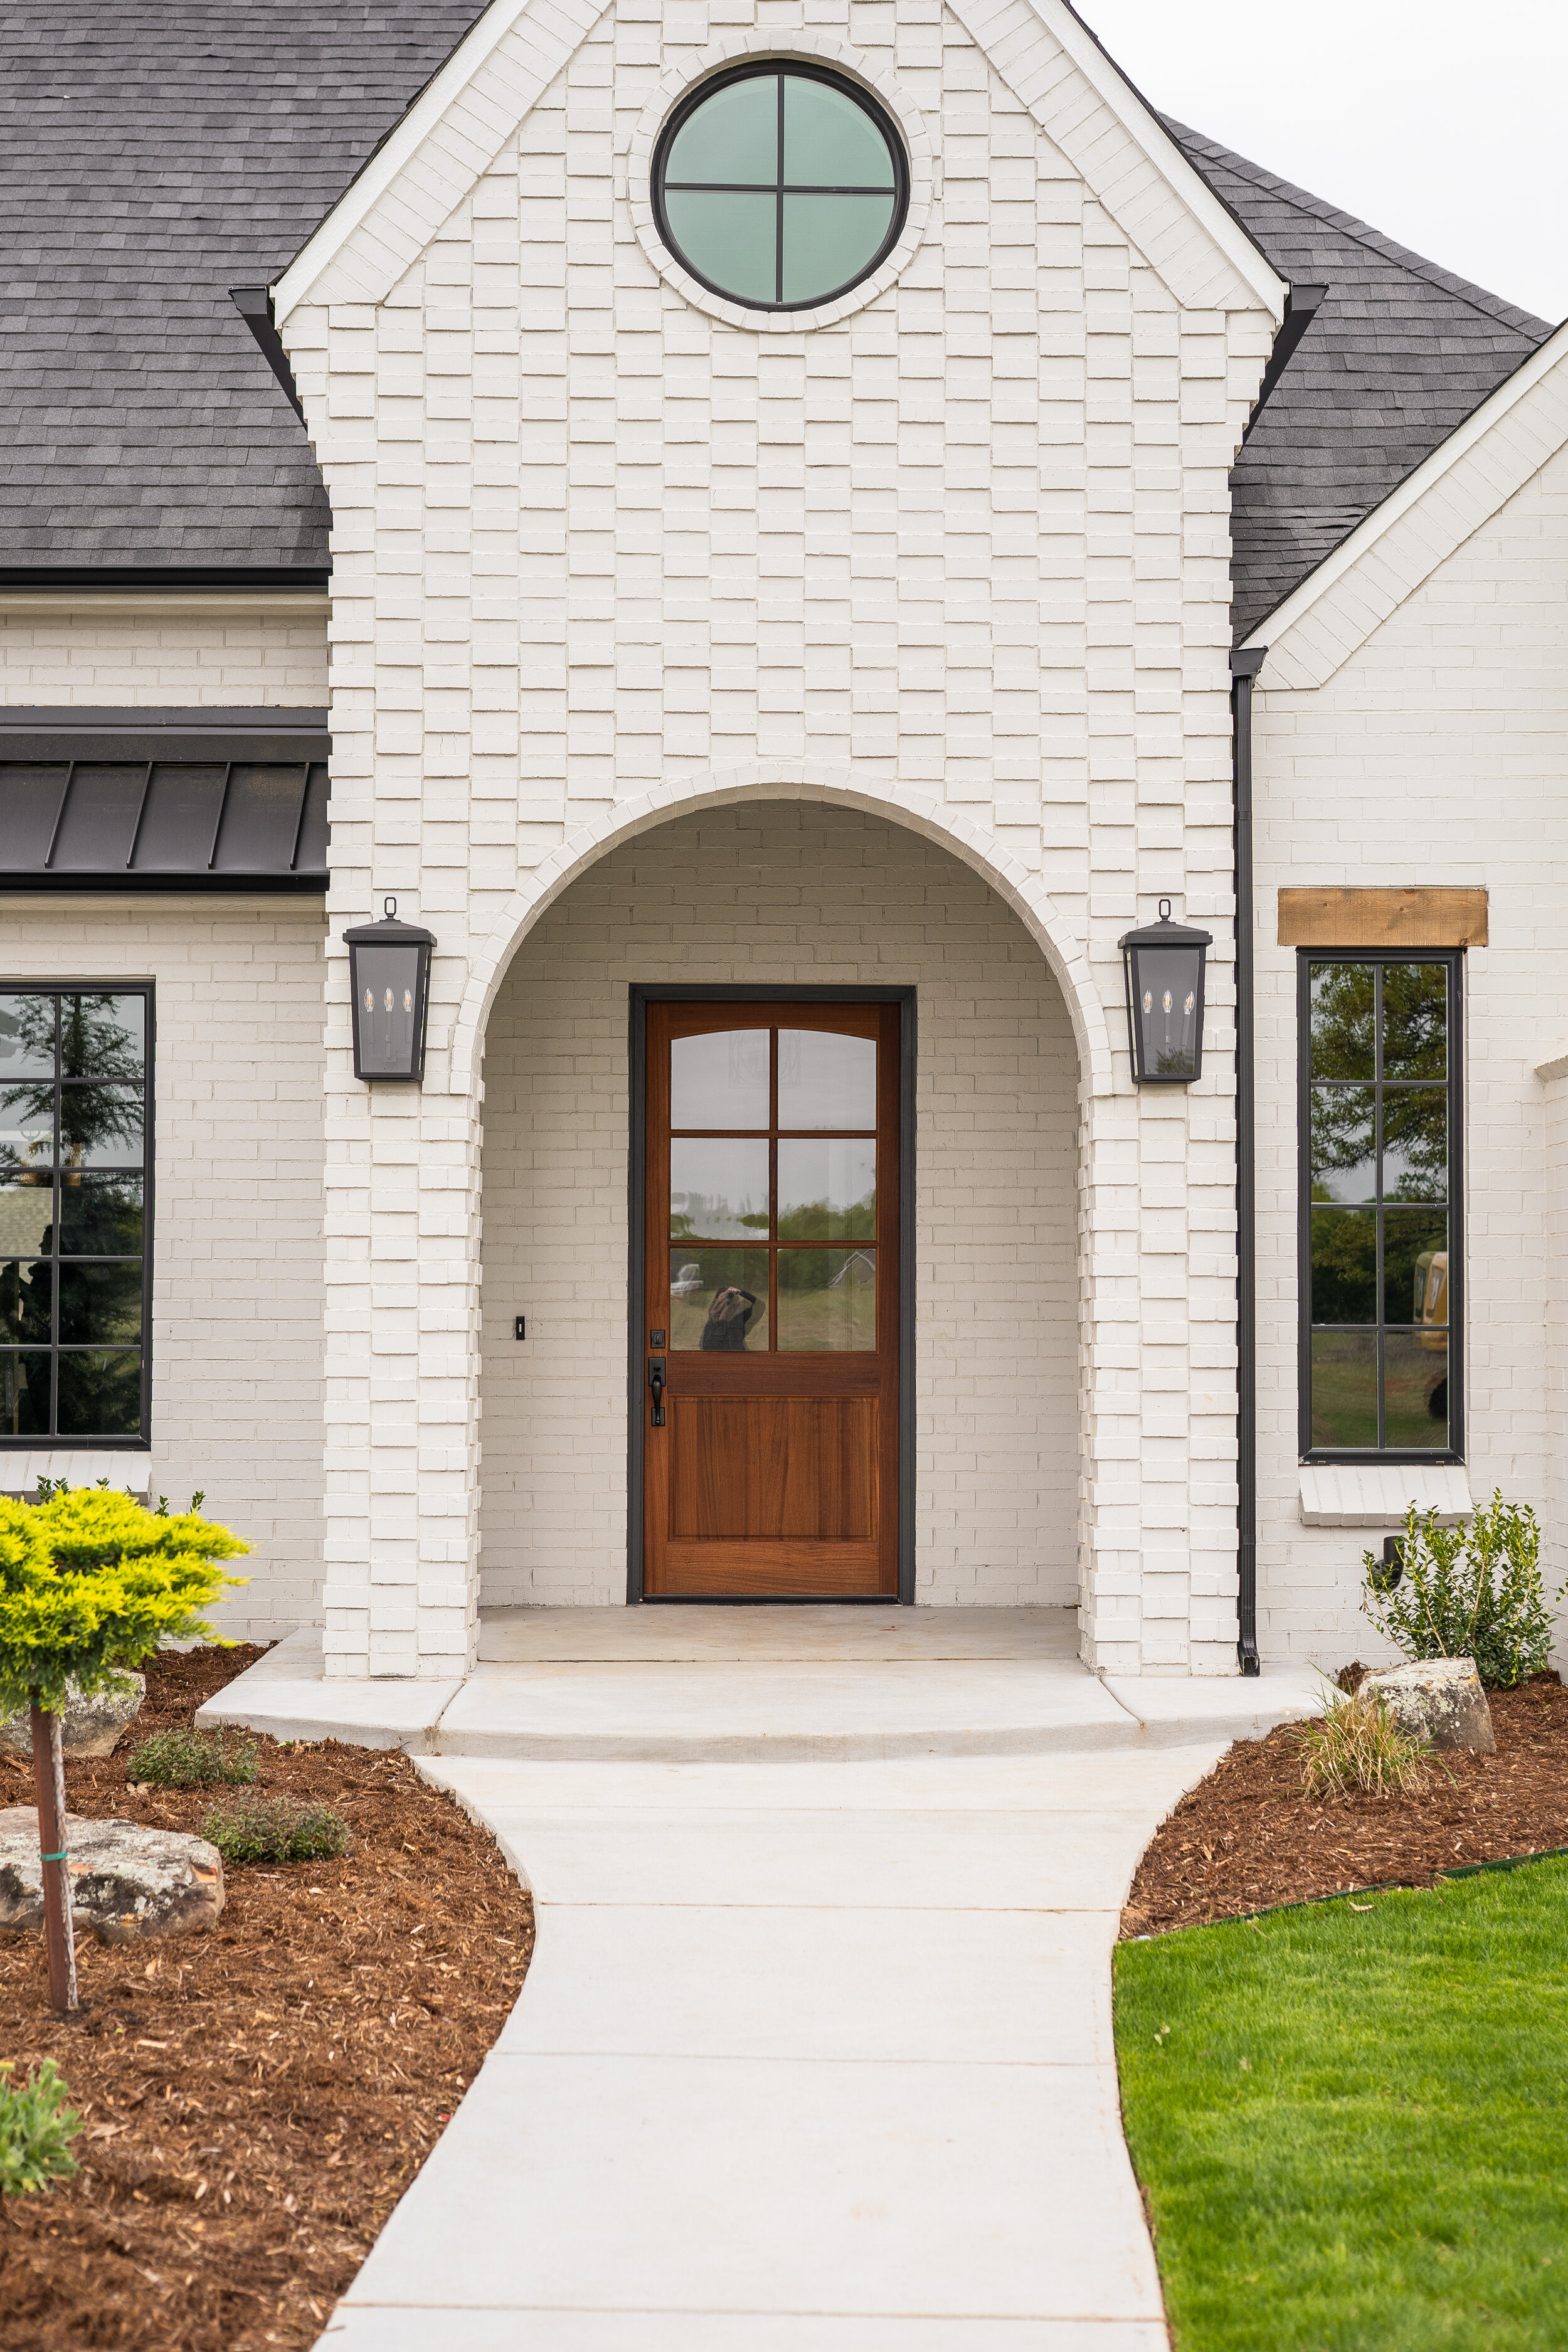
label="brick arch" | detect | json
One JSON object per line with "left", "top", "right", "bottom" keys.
{"left": 450, "top": 766, "right": 1114, "bottom": 1098}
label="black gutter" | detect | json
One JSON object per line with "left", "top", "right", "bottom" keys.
{"left": 1244, "top": 282, "right": 1328, "bottom": 440}
{"left": 0, "top": 568, "right": 329, "bottom": 591}
{"left": 231, "top": 287, "right": 309, "bottom": 425}
{"left": 1231, "top": 644, "right": 1267, "bottom": 1677}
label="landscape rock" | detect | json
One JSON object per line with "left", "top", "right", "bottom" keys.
{"left": 0, "top": 1671, "right": 146, "bottom": 1761}
{"left": 0, "top": 1805, "right": 225, "bottom": 1942}
{"left": 1357, "top": 1657, "right": 1496, "bottom": 1754}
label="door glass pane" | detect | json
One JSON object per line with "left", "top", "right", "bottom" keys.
{"left": 1382, "top": 964, "right": 1446, "bottom": 1079}
{"left": 1310, "top": 1330, "right": 1377, "bottom": 1449}
{"left": 0, "top": 993, "right": 55, "bottom": 1079}
{"left": 783, "top": 74, "right": 894, "bottom": 186}
{"left": 58, "top": 1173, "right": 143, "bottom": 1256}
{"left": 669, "top": 1249, "right": 770, "bottom": 1352}
{"left": 663, "top": 191, "right": 777, "bottom": 305}
{"left": 60, "top": 1086, "right": 143, "bottom": 1169}
{"left": 1382, "top": 1088, "right": 1446, "bottom": 1199}
{"left": 0, "top": 1259, "right": 50, "bottom": 1345}
{"left": 1310, "top": 1086, "right": 1375, "bottom": 1201}
{"left": 778, "top": 1139, "right": 875, "bottom": 1239}
{"left": 777, "top": 1030, "right": 875, "bottom": 1129}
{"left": 670, "top": 1139, "right": 770, "bottom": 1241}
{"left": 59, "top": 992, "right": 145, "bottom": 1081}
{"left": 665, "top": 73, "right": 778, "bottom": 183}
{"left": 1384, "top": 1332, "right": 1449, "bottom": 1448}
{"left": 56, "top": 1348, "right": 141, "bottom": 1436}
{"left": 1385, "top": 1208, "right": 1447, "bottom": 1327}
{"left": 777, "top": 1248, "right": 876, "bottom": 1350}
{"left": 1310, "top": 1207, "right": 1376, "bottom": 1322}
{"left": 0, "top": 1351, "right": 49, "bottom": 1435}
{"left": 0, "top": 1176, "right": 54, "bottom": 1258}
{"left": 1309, "top": 964, "right": 1375, "bottom": 1079}
{"left": 780, "top": 193, "right": 896, "bottom": 305}
{"left": 670, "top": 1029, "right": 769, "bottom": 1129}
{"left": 58, "top": 1262, "right": 142, "bottom": 1345}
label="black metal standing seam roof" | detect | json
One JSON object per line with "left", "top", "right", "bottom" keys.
{"left": 0, "top": 3, "right": 492, "bottom": 580}
{"left": 1165, "top": 119, "right": 1556, "bottom": 641}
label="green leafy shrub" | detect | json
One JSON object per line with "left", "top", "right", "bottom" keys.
{"left": 202, "top": 1793, "right": 347, "bottom": 1866}
{"left": 127, "top": 1724, "right": 257, "bottom": 1789}
{"left": 0, "top": 1486, "right": 248, "bottom": 1718}
{"left": 0, "top": 2060, "right": 80, "bottom": 2197}
{"left": 1363, "top": 1491, "right": 1564, "bottom": 1689}
{"left": 1299, "top": 1687, "right": 1433, "bottom": 1798}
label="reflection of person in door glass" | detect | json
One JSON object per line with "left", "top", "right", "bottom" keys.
{"left": 701, "top": 1286, "right": 757, "bottom": 1350}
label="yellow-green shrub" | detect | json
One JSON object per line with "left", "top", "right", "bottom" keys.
{"left": 0, "top": 1486, "right": 248, "bottom": 1717}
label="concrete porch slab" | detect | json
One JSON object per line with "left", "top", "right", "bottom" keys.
{"left": 193, "top": 1628, "right": 462, "bottom": 1753}
{"left": 477, "top": 1602, "right": 1081, "bottom": 1661}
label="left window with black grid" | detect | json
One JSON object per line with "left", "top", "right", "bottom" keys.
{"left": 0, "top": 989, "right": 150, "bottom": 1443}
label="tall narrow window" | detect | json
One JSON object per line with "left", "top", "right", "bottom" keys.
{"left": 0, "top": 988, "right": 151, "bottom": 1443}
{"left": 1300, "top": 955, "right": 1459, "bottom": 1459}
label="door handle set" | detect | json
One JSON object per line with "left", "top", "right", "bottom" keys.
{"left": 647, "top": 1355, "right": 666, "bottom": 1426}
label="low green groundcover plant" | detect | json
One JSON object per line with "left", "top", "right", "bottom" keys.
{"left": 202, "top": 1792, "right": 347, "bottom": 1866}
{"left": 0, "top": 2060, "right": 80, "bottom": 2198}
{"left": 127, "top": 1724, "right": 258, "bottom": 1789}
{"left": 1364, "top": 1490, "right": 1563, "bottom": 1689}
{"left": 1116, "top": 1859, "right": 1568, "bottom": 2350}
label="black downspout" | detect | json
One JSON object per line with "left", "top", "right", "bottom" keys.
{"left": 1231, "top": 645, "right": 1267, "bottom": 1676}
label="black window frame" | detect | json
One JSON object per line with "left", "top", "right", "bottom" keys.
{"left": 1297, "top": 949, "right": 1462, "bottom": 1465}
{"left": 651, "top": 60, "right": 910, "bottom": 315}
{"left": 0, "top": 981, "right": 154, "bottom": 1450}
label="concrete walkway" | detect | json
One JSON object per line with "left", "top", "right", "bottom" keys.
{"left": 200, "top": 1612, "right": 1325, "bottom": 2348}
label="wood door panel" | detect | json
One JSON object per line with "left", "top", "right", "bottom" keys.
{"left": 642, "top": 998, "right": 900, "bottom": 1598}
{"left": 669, "top": 1396, "right": 878, "bottom": 1541}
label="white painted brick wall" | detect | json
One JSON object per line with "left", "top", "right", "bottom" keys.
{"left": 0, "top": 901, "right": 326, "bottom": 1642}
{"left": 479, "top": 800, "right": 1078, "bottom": 1605}
{"left": 0, "top": 596, "right": 328, "bottom": 705}
{"left": 278, "top": 0, "right": 1274, "bottom": 1675}
{"left": 1253, "top": 435, "right": 1568, "bottom": 1665}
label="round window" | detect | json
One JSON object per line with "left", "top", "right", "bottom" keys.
{"left": 652, "top": 63, "right": 908, "bottom": 313}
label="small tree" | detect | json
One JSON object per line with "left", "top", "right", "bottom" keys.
{"left": 0, "top": 1486, "right": 247, "bottom": 2011}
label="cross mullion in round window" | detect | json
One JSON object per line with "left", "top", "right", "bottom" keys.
{"left": 654, "top": 63, "right": 908, "bottom": 311}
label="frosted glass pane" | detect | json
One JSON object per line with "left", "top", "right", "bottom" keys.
{"left": 665, "top": 76, "right": 778, "bottom": 184}
{"left": 783, "top": 77, "right": 894, "bottom": 187}
{"left": 780, "top": 193, "right": 894, "bottom": 305}
{"left": 664, "top": 190, "right": 776, "bottom": 304}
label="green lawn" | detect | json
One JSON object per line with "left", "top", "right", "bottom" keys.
{"left": 1115, "top": 1860, "right": 1568, "bottom": 2350}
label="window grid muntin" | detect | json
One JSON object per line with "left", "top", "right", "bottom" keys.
{"left": 1298, "top": 951, "right": 1461, "bottom": 1462}
{"left": 652, "top": 61, "right": 909, "bottom": 314}
{"left": 0, "top": 984, "right": 152, "bottom": 1446}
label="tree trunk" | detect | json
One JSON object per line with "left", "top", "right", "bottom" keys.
{"left": 29, "top": 1696, "right": 77, "bottom": 2013}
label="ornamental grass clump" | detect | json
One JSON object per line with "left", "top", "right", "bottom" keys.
{"left": 1363, "top": 1491, "right": 1563, "bottom": 1689}
{"left": 0, "top": 1483, "right": 248, "bottom": 2010}
{"left": 0, "top": 2061, "right": 80, "bottom": 2198}
{"left": 1299, "top": 1687, "right": 1433, "bottom": 1799}
{"left": 202, "top": 1792, "right": 347, "bottom": 1867}
{"left": 127, "top": 1723, "right": 258, "bottom": 1789}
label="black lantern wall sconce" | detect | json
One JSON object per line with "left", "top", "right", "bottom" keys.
{"left": 344, "top": 898, "right": 435, "bottom": 1084}
{"left": 1118, "top": 899, "right": 1212, "bottom": 1085}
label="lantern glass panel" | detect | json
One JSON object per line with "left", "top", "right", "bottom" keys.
{"left": 353, "top": 943, "right": 425, "bottom": 1079}
{"left": 1131, "top": 945, "right": 1202, "bottom": 1081}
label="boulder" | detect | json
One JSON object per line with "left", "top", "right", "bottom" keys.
{"left": 0, "top": 1671, "right": 146, "bottom": 1761}
{"left": 1357, "top": 1657, "right": 1495, "bottom": 1754}
{"left": 0, "top": 1806, "right": 225, "bottom": 1943}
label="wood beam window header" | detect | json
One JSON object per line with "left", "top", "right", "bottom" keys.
{"left": 1278, "top": 887, "right": 1488, "bottom": 950}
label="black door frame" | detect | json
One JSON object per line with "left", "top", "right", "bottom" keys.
{"left": 627, "top": 983, "right": 916, "bottom": 1604}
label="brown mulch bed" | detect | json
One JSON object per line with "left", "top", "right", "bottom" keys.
{"left": 1, "top": 1644, "right": 535, "bottom": 2351}
{"left": 1123, "top": 1671, "right": 1568, "bottom": 1939}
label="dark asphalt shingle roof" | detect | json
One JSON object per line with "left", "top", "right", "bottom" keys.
{"left": 0, "top": 13, "right": 1554, "bottom": 622}
{"left": 0, "top": 3, "right": 492, "bottom": 576}
{"left": 1165, "top": 119, "right": 1555, "bottom": 639}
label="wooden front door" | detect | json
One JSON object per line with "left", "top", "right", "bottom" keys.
{"left": 642, "top": 1000, "right": 900, "bottom": 1597}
